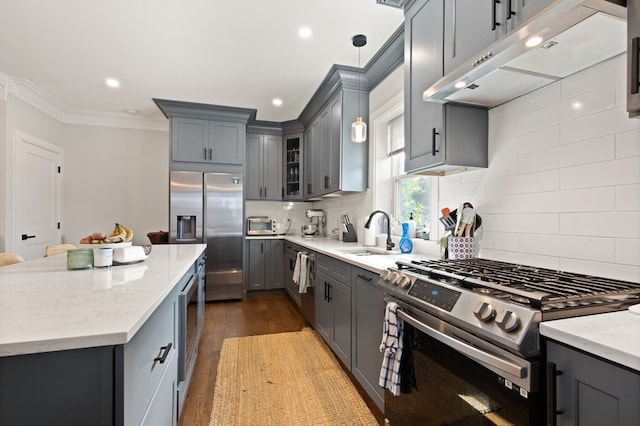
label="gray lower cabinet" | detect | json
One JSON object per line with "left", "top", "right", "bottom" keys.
{"left": 246, "top": 131, "right": 282, "bottom": 201}
{"left": 248, "top": 239, "right": 284, "bottom": 290}
{"left": 315, "top": 254, "right": 352, "bottom": 368}
{"left": 351, "top": 267, "right": 385, "bottom": 411}
{"left": 547, "top": 340, "right": 640, "bottom": 426}
{"left": 283, "top": 242, "right": 301, "bottom": 306}
{"left": 404, "top": 0, "right": 488, "bottom": 174}
{"left": 171, "top": 117, "right": 244, "bottom": 165}
{"left": 629, "top": 0, "right": 640, "bottom": 118}
{"left": 0, "top": 271, "right": 185, "bottom": 426}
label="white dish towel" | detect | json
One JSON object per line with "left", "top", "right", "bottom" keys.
{"left": 292, "top": 252, "right": 310, "bottom": 293}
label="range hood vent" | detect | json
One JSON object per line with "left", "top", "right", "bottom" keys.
{"left": 424, "top": 0, "right": 627, "bottom": 108}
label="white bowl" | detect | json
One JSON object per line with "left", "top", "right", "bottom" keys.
{"left": 78, "top": 241, "right": 132, "bottom": 249}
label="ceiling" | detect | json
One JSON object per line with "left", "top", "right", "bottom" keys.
{"left": 0, "top": 0, "right": 404, "bottom": 124}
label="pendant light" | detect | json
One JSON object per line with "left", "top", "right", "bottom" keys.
{"left": 351, "top": 34, "right": 367, "bottom": 143}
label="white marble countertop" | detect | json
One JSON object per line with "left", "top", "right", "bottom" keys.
{"left": 540, "top": 309, "right": 640, "bottom": 372}
{"left": 248, "top": 235, "right": 441, "bottom": 273}
{"left": 0, "top": 244, "right": 206, "bottom": 357}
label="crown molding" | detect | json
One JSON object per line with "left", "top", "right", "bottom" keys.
{"left": 5, "top": 76, "right": 168, "bottom": 132}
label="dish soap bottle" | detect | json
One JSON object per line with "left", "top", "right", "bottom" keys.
{"left": 399, "top": 223, "right": 413, "bottom": 254}
{"left": 408, "top": 212, "right": 417, "bottom": 238}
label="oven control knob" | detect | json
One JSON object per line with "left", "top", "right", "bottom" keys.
{"left": 389, "top": 272, "right": 401, "bottom": 285}
{"left": 473, "top": 301, "right": 495, "bottom": 322}
{"left": 495, "top": 310, "right": 520, "bottom": 332}
{"left": 397, "top": 276, "right": 411, "bottom": 289}
{"left": 380, "top": 270, "right": 393, "bottom": 281}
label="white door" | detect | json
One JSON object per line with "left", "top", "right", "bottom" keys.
{"left": 14, "top": 131, "right": 63, "bottom": 260}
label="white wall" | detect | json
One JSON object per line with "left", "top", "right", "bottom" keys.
{"left": 0, "top": 94, "right": 169, "bottom": 252}
{"left": 440, "top": 54, "right": 640, "bottom": 282}
{"left": 60, "top": 125, "right": 168, "bottom": 245}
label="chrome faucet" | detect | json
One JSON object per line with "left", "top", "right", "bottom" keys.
{"left": 364, "top": 210, "right": 395, "bottom": 251}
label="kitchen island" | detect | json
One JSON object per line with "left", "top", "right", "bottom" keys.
{"left": 0, "top": 244, "right": 206, "bottom": 426}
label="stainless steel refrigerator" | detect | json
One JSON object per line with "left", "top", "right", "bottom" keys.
{"left": 170, "top": 171, "right": 244, "bottom": 301}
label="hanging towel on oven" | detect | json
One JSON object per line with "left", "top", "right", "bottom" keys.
{"left": 292, "top": 252, "right": 302, "bottom": 284}
{"left": 379, "top": 301, "right": 403, "bottom": 396}
{"left": 298, "top": 253, "right": 311, "bottom": 293}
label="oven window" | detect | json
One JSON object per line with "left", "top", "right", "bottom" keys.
{"left": 385, "top": 323, "right": 538, "bottom": 425}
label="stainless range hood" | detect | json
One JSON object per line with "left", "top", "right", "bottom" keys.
{"left": 424, "top": 0, "right": 627, "bottom": 108}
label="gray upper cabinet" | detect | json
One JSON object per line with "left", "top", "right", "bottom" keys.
{"left": 246, "top": 129, "right": 282, "bottom": 201}
{"left": 629, "top": 0, "right": 640, "bottom": 118}
{"left": 302, "top": 68, "right": 368, "bottom": 199}
{"left": 283, "top": 132, "right": 303, "bottom": 200}
{"left": 404, "top": 0, "right": 488, "bottom": 175}
{"left": 404, "top": 0, "right": 445, "bottom": 173}
{"left": 171, "top": 118, "right": 244, "bottom": 165}
{"left": 444, "top": 0, "right": 554, "bottom": 74}
{"left": 154, "top": 99, "right": 255, "bottom": 172}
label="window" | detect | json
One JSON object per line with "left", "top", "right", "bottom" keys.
{"left": 388, "top": 114, "right": 432, "bottom": 233}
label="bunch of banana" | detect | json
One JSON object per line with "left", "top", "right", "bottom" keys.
{"left": 104, "top": 223, "right": 134, "bottom": 243}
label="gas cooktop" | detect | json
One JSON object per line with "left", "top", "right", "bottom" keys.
{"left": 378, "top": 258, "right": 640, "bottom": 357}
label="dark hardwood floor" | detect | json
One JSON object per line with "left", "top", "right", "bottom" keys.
{"left": 177, "top": 291, "right": 384, "bottom": 426}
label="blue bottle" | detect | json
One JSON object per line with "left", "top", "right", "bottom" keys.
{"left": 399, "top": 223, "right": 413, "bottom": 254}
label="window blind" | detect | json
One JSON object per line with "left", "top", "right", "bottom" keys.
{"left": 387, "top": 114, "right": 404, "bottom": 155}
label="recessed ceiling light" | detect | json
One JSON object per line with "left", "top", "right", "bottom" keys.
{"left": 525, "top": 36, "right": 543, "bottom": 48}
{"left": 298, "top": 27, "right": 312, "bottom": 38}
{"left": 272, "top": 98, "right": 283, "bottom": 106}
{"left": 106, "top": 78, "right": 120, "bottom": 88}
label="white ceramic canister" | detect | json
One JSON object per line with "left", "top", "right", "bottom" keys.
{"left": 93, "top": 248, "right": 113, "bottom": 267}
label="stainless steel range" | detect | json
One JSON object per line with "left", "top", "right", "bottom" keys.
{"left": 380, "top": 258, "right": 640, "bottom": 425}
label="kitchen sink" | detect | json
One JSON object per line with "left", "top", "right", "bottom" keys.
{"left": 338, "top": 248, "right": 395, "bottom": 256}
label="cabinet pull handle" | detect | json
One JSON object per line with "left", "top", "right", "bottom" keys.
{"left": 492, "top": 0, "right": 501, "bottom": 31}
{"left": 154, "top": 342, "right": 173, "bottom": 364}
{"left": 324, "top": 281, "right": 329, "bottom": 301}
{"left": 507, "top": 0, "right": 515, "bottom": 19}
{"left": 546, "top": 362, "right": 564, "bottom": 426}
{"left": 264, "top": 187, "right": 267, "bottom": 198}
{"left": 261, "top": 242, "right": 264, "bottom": 254}
{"left": 324, "top": 175, "right": 329, "bottom": 189}
{"left": 307, "top": 183, "right": 312, "bottom": 195}
{"left": 203, "top": 148, "right": 207, "bottom": 160}
{"left": 259, "top": 187, "right": 263, "bottom": 198}
{"left": 208, "top": 147, "right": 213, "bottom": 160}
{"left": 357, "top": 274, "right": 372, "bottom": 282}
{"left": 21, "top": 234, "right": 36, "bottom": 240}
{"left": 432, "top": 128, "right": 440, "bottom": 156}
{"left": 632, "top": 37, "right": 639, "bottom": 95}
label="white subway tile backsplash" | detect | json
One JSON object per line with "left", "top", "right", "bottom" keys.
{"left": 616, "top": 238, "right": 640, "bottom": 266}
{"left": 519, "top": 84, "right": 617, "bottom": 135}
{"left": 518, "top": 134, "right": 614, "bottom": 173}
{"left": 560, "top": 157, "right": 640, "bottom": 189}
{"left": 560, "top": 212, "right": 640, "bottom": 238}
{"left": 616, "top": 129, "right": 640, "bottom": 158}
{"left": 478, "top": 231, "right": 518, "bottom": 252}
{"left": 476, "top": 195, "right": 519, "bottom": 214}
{"left": 518, "top": 187, "right": 615, "bottom": 213}
{"left": 616, "top": 185, "right": 640, "bottom": 211}
{"left": 490, "top": 126, "right": 560, "bottom": 161}
{"left": 559, "top": 258, "right": 640, "bottom": 283}
{"left": 487, "top": 169, "right": 559, "bottom": 195}
{"left": 518, "top": 234, "right": 616, "bottom": 262}
{"left": 482, "top": 213, "right": 559, "bottom": 234}
{"left": 561, "top": 105, "right": 640, "bottom": 145}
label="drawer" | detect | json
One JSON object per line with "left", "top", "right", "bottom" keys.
{"left": 316, "top": 253, "right": 331, "bottom": 273}
{"left": 332, "top": 260, "right": 351, "bottom": 285}
{"left": 123, "top": 289, "right": 178, "bottom": 426}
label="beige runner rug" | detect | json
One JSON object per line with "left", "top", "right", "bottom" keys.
{"left": 209, "top": 329, "right": 378, "bottom": 426}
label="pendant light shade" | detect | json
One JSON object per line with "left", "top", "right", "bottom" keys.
{"left": 351, "top": 34, "right": 367, "bottom": 144}
{"left": 351, "top": 116, "right": 367, "bottom": 143}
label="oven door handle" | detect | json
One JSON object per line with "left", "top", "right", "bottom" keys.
{"left": 397, "top": 309, "right": 527, "bottom": 378}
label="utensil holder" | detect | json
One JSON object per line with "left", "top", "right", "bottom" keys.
{"left": 342, "top": 223, "right": 358, "bottom": 242}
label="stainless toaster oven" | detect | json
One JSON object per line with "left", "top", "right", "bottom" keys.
{"left": 247, "top": 216, "right": 276, "bottom": 235}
